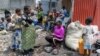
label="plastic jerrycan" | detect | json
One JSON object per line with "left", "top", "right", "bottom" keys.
{"left": 79, "top": 38, "right": 84, "bottom": 54}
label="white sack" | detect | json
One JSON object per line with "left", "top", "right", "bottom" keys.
{"left": 65, "top": 21, "right": 83, "bottom": 50}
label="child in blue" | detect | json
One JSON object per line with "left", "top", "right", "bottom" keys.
{"left": 12, "top": 29, "right": 21, "bottom": 51}
{"left": 12, "top": 17, "right": 22, "bottom": 51}
{"left": 11, "top": 9, "right": 22, "bottom": 51}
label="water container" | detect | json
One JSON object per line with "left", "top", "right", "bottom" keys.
{"left": 79, "top": 38, "right": 84, "bottom": 55}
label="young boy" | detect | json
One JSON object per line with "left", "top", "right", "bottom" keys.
{"left": 83, "top": 17, "right": 94, "bottom": 56}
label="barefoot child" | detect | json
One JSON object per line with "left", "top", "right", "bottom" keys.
{"left": 83, "top": 17, "right": 94, "bottom": 56}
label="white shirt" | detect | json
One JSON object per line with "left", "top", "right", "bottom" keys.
{"left": 11, "top": 14, "right": 21, "bottom": 23}
{"left": 60, "top": 9, "right": 67, "bottom": 14}
{"left": 83, "top": 25, "right": 94, "bottom": 45}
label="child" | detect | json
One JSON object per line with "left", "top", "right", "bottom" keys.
{"left": 6, "top": 16, "right": 15, "bottom": 31}
{"left": 83, "top": 17, "right": 94, "bottom": 56}
{"left": 11, "top": 8, "right": 22, "bottom": 23}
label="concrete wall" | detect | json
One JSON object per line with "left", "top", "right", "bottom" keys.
{"left": 0, "top": 0, "right": 34, "bottom": 10}
{"left": 56, "top": 0, "right": 62, "bottom": 11}
{"left": 0, "top": 0, "right": 10, "bottom": 9}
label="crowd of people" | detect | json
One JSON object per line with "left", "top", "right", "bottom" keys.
{"left": 0, "top": 4, "right": 69, "bottom": 55}
{"left": 0, "top": 4, "right": 97, "bottom": 56}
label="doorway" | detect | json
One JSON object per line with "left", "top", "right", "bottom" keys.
{"left": 62, "top": 0, "right": 73, "bottom": 17}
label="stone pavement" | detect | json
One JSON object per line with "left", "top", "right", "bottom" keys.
{"left": 32, "top": 46, "right": 98, "bottom": 56}
{"left": 0, "top": 45, "right": 97, "bottom": 56}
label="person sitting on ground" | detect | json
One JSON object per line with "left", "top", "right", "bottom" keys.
{"left": 83, "top": 17, "right": 94, "bottom": 56}
{"left": 45, "top": 20, "right": 65, "bottom": 55}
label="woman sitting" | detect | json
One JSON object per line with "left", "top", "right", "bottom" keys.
{"left": 45, "top": 20, "right": 65, "bottom": 55}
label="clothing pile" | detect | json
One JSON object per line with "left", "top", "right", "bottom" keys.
{"left": 65, "top": 21, "right": 84, "bottom": 50}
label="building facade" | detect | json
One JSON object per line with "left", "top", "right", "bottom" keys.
{"left": 34, "top": 0, "right": 62, "bottom": 14}
{"left": 0, "top": 0, "right": 34, "bottom": 10}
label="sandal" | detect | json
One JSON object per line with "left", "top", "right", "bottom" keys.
{"left": 52, "top": 49, "right": 59, "bottom": 55}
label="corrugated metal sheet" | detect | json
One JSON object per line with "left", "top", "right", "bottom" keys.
{"left": 93, "top": 0, "right": 100, "bottom": 30}
{"left": 72, "top": 0, "right": 96, "bottom": 25}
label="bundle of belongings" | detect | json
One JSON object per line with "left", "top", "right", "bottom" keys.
{"left": 65, "top": 21, "right": 84, "bottom": 50}
{"left": 65, "top": 21, "right": 99, "bottom": 51}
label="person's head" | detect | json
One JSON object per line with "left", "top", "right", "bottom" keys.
{"left": 15, "top": 8, "right": 21, "bottom": 15}
{"left": 24, "top": 6, "right": 31, "bottom": 14}
{"left": 31, "top": 12, "right": 34, "bottom": 16}
{"left": 39, "top": 3, "right": 42, "bottom": 6}
{"left": 4, "top": 9, "right": 10, "bottom": 13}
{"left": 1, "top": 17, "right": 5, "bottom": 22}
{"left": 85, "top": 17, "right": 93, "bottom": 25}
{"left": 56, "top": 21, "right": 62, "bottom": 27}
{"left": 6, "top": 18, "right": 11, "bottom": 23}
{"left": 62, "top": 6, "right": 65, "bottom": 9}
